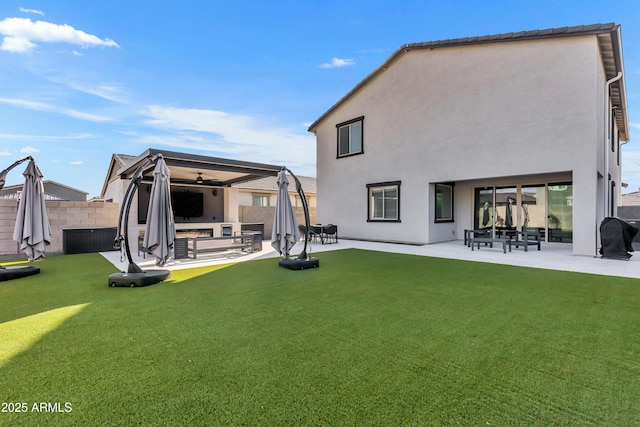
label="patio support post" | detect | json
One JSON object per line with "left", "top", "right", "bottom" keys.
{"left": 0, "top": 156, "right": 33, "bottom": 190}
{"left": 113, "top": 154, "right": 160, "bottom": 273}
{"left": 284, "top": 167, "right": 312, "bottom": 260}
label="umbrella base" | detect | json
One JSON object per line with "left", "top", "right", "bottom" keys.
{"left": 0, "top": 265, "right": 40, "bottom": 281}
{"left": 279, "top": 257, "right": 320, "bottom": 270}
{"left": 108, "top": 269, "right": 171, "bottom": 287}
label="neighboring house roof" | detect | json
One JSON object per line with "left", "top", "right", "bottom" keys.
{"left": 100, "top": 153, "right": 137, "bottom": 197}
{"left": 493, "top": 193, "right": 536, "bottom": 204}
{"left": 233, "top": 175, "right": 317, "bottom": 194}
{"left": 308, "top": 23, "right": 629, "bottom": 141}
{"left": 621, "top": 191, "right": 640, "bottom": 206}
{"left": 0, "top": 180, "right": 88, "bottom": 201}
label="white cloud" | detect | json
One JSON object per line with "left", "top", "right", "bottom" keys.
{"left": 0, "top": 150, "right": 11, "bottom": 156}
{"left": 19, "top": 146, "right": 39, "bottom": 153}
{"left": 139, "top": 106, "right": 316, "bottom": 175}
{"left": 0, "top": 132, "right": 98, "bottom": 141}
{"left": 19, "top": 8, "right": 44, "bottom": 16}
{"left": 70, "top": 160, "right": 83, "bottom": 165}
{"left": 0, "top": 17, "right": 119, "bottom": 53}
{"left": 0, "top": 97, "right": 113, "bottom": 122}
{"left": 319, "top": 57, "right": 356, "bottom": 69}
{"left": 41, "top": 73, "right": 130, "bottom": 103}
{"left": 2, "top": 35, "right": 35, "bottom": 52}
{"left": 144, "top": 106, "right": 251, "bottom": 135}
{"left": 631, "top": 122, "right": 640, "bottom": 130}
{"left": 68, "top": 81, "right": 129, "bottom": 103}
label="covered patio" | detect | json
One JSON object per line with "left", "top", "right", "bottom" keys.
{"left": 102, "top": 148, "right": 283, "bottom": 255}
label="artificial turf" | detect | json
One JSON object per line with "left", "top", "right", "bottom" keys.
{"left": 1, "top": 249, "right": 639, "bottom": 425}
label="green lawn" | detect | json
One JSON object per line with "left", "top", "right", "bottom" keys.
{"left": 1, "top": 249, "right": 639, "bottom": 426}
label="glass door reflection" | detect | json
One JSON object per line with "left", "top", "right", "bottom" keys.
{"left": 521, "top": 185, "right": 546, "bottom": 240}
{"left": 547, "top": 183, "right": 573, "bottom": 243}
{"left": 474, "top": 188, "right": 494, "bottom": 233}
{"left": 495, "top": 187, "right": 517, "bottom": 238}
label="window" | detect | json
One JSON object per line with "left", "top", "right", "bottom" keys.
{"left": 611, "top": 109, "right": 616, "bottom": 152}
{"left": 252, "top": 194, "right": 269, "bottom": 207}
{"left": 367, "top": 181, "right": 400, "bottom": 222}
{"left": 293, "top": 195, "right": 307, "bottom": 208}
{"left": 618, "top": 135, "right": 621, "bottom": 166}
{"left": 610, "top": 180, "right": 616, "bottom": 217}
{"left": 435, "top": 183, "right": 454, "bottom": 222}
{"left": 547, "top": 183, "right": 573, "bottom": 243}
{"left": 337, "top": 117, "right": 364, "bottom": 157}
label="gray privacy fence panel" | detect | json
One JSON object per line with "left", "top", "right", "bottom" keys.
{"left": 63, "top": 227, "right": 118, "bottom": 254}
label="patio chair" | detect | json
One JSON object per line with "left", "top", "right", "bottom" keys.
{"left": 322, "top": 224, "right": 338, "bottom": 244}
{"left": 310, "top": 225, "right": 323, "bottom": 243}
{"left": 299, "top": 224, "right": 321, "bottom": 243}
{"left": 464, "top": 229, "right": 491, "bottom": 246}
{"left": 138, "top": 232, "right": 151, "bottom": 258}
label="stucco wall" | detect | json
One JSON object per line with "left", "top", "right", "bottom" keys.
{"left": 239, "top": 205, "right": 317, "bottom": 239}
{"left": 313, "top": 35, "right": 613, "bottom": 255}
{"left": 0, "top": 199, "right": 119, "bottom": 256}
{"left": 238, "top": 191, "right": 317, "bottom": 209}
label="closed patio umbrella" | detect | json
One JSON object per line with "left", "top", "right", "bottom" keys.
{"left": 108, "top": 153, "right": 171, "bottom": 287}
{"left": 271, "top": 169, "right": 300, "bottom": 257}
{"left": 143, "top": 157, "right": 175, "bottom": 266}
{"left": 482, "top": 202, "right": 490, "bottom": 227}
{"left": 13, "top": 159, "right": 51, "bottom": 261}
{"left": 505, "top": 197, "right": 514, "bottom": 228}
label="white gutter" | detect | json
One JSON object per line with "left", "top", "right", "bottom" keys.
{"left": 597, "top": 72, "right": 623, "bottom": 256}
{"left": 604, "top": 72, "right": 622, "bottom": 218}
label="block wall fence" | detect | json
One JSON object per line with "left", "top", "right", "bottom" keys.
{"left": 0, "top": 200, "right": 318, "bottom": 257}
{"left": 0, "top": 199, "right": 120, "bottom": 257}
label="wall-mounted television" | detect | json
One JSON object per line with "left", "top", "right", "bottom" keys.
{"left": 171, "top": 191, "right": 204, "bottom": 218}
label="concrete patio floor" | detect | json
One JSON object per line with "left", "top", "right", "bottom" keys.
{"left": 100, "top": 238, "right": 640, "bottom": 280}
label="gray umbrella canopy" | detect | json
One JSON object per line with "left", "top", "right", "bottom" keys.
{"left": 143, "top": 157, "right": 176, "bottom": 266}
{"left": 12, "top": 159, "right": 51, "bottom": 261}
{"left": 271, "top": 169, "right": 300, "bottom": 256}
{"left": 505, "top": 197, "right": 513, "bottom": 228}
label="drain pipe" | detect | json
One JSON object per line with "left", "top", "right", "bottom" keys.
{"left": 604, "top": 72, "right": 622, "bottom": 215}
{"left": 598, "top": 72, "right": 623, "bottom": 256}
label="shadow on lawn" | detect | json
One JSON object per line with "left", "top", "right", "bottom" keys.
{"left": 0, "top": 252, "right": 322, "bottom": 371}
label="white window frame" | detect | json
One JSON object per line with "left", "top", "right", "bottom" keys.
{"left": 252, "top": 194, "right": 269, "bottom": 207}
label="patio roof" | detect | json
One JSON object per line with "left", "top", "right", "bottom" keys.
{"left": 232, "top": 174, "right": 317, "bottom": 193}
{"left": 116, "top": 148, "right": 283, "bottom": 187}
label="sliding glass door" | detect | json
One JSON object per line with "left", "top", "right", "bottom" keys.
{"left": 547, "top": 183, "right": 573, "bottom": 243}
{"left": 495, "top": 187, "right": 517, "bottom": 237}
{"left": 521, "top": 185, "right": 546, "bottom": 239}
{"left": 473, "top": 183, "right": 572, "bottom": 243}
{"left": 473, "top": 188, "right": 494, "bottom": 231}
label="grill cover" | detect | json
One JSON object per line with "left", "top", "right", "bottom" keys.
{"left": 599, "top": 217, "right": 638, "bottom": 259}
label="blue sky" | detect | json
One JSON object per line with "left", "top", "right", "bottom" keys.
{"left": 0, "top": 1, "right": 639, "bottom": 198}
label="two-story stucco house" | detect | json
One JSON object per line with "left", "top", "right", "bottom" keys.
{"left": 308, "top": 23, "right": 630, "bottom": 256}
